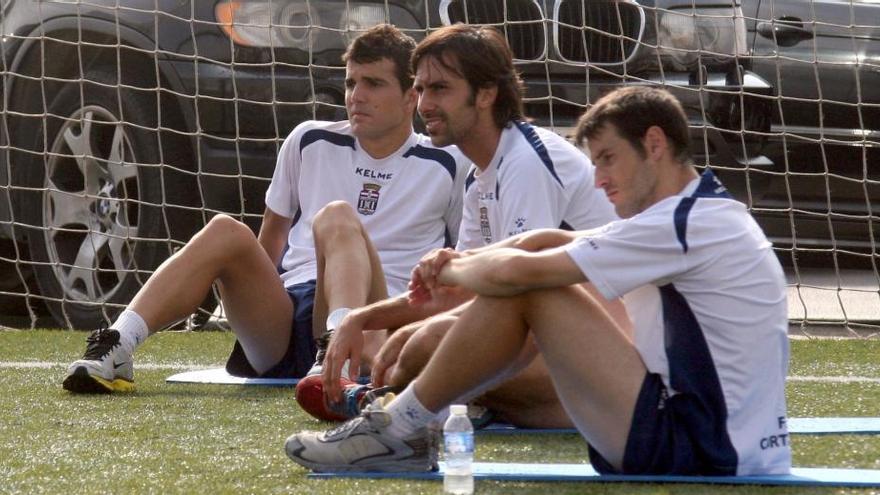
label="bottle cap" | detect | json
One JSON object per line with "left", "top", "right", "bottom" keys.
{"left": 450, "top": 404, "right": 467, "bottom": 415}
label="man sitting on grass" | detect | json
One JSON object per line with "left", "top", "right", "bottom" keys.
{"left": 284, "top": 86, "right": 792, "bottom": 476}
{"left": 61, "top": 25, "right": 467, "bottom": 394}
{"left": 298, "top": 24, "right": 625, "bottom": 429}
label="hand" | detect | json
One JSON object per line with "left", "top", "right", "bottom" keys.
{"left": 407, "top": 265, "right": 432, "bottom": 306}
{"left": 321, "top": 312, "right": 364, "bottom": 403}
{"left": 412, "top": 248, "right": 461, "bottom": 292}
{"left": 409, "top": 284, "right": 472, "bottom": 314}
{"left": 370, "top": 324, "right": 417, "bottom": 387}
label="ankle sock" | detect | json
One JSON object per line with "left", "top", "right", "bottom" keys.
{"left": 326, "top": 307, "right": 352, "bottom": 332}
{"left": 110, "top": 309, "right": 149, "bottom": 354}
{"left": 385, "top": 384, "right": 436, "bottom": 437}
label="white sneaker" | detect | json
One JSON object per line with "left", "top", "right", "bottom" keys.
{"left": 62, "top": 327, "right": 135, "bottom": 393}
{"left": 285, "top": 400, "right": 439, "bottom": 473}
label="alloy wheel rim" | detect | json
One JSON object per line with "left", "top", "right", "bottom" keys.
{"left": 41, "top": 105, "right": 141, "bottom": 303}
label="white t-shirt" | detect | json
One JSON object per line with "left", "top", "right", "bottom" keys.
{"left": 565, "top": 170, "right": 791, "bottom": 476}
{"left": 266, "top": 120, "right": 468, "bottom": 295}
{"left": 456, "top": 121, "right": 616, "bottom": 250}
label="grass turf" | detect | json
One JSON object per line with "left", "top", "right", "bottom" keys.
{"left": 0, "top": 330, "right": 878, "bottom": 494}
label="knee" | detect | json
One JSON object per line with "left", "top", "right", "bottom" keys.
{"left": 392, "top": 316, "right": 455, "bottom": 385}
{"left": 198, "top": 214, "right": 256, "bottom": 253}
{"left": 312, "top": 201, "right": 362, "bottom": 242}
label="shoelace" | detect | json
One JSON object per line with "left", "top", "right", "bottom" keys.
{"left": 324, "top": 402, "right": 389, "bottom": 440}
{"left": 81, "top": 325, "right": 121, "bottom": 360}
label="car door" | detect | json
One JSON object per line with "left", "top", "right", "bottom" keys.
{"left": 744, "top": 0, "right": 880, "bottom": 252}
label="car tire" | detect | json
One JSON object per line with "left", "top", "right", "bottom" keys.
{"left": 16, "top": 68, "right": 171, "bottom": 329}
{"left": 0, "top": 239, "right": 37, "bottom": 317}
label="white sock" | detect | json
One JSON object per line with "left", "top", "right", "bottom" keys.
{"left": 110, "top": 309, "right": 149, "bottom": 355}
{"left": 434, "top": 406, "right": 451, "bottom": 426}
{"left": 385, "top": 384, "right": 437, "bottom": 437}
{"left": 325, "top": 307, "right": 354, "bottom": 379}
{"left": 326, "top": 307, "right": 352, "bottom": 332}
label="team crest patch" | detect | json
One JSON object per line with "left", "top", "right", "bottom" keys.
{"left": 357, "top": 183, "right": 381, "bottom": 215}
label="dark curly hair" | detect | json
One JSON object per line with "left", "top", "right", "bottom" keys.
{"left": 343, "top": 24, "right": 417, "bottom": 90}
{"left": 412, "top": 24, "right": 525, "bottom": 128}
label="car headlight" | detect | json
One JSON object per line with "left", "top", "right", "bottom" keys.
{"left": 215, "top": 1, "right": 418, "bottom": 49}
{"left": 656, "top": 6, "right": 747, "bottom": 69}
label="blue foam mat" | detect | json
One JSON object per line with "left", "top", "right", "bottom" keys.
{"left": 164, "top": 367, "right": 371, "bottom": 386}
{"left": 165, "top": 369, "right": 880, "bottom": 436}
{"left": 481, "top": 417, "right": 880, "bottom": 436}
{"left": 165, "top": 367, "right": 299, "bottom": 386}
{"left": 310, "top": 463, "right": 880, "bottom": 487}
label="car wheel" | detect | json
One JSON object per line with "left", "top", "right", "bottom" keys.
{"left": 19, "top": 68, "right": 169, "bottom": 328}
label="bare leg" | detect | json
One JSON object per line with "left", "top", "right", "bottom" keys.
{"left": 387, "top": 315, "right": 455, "bottom": 387}
{"left": 130, "top": 214, "right": 294, "bottom": 374}
{"left": 479, "top": 353, "right": 573, "bottom": 428}
{"left": 412, "top": 285, "right": 646, "bottom": 469}
{"left": 387, "top": 314, "right": 571, "bottom": 427}
{"left": 311, "top": 202, "right": 389, "bottom": 368}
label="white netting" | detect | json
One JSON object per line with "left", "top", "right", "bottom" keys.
{"left": 0, "top": 0, "right": 877, "bottom": 337}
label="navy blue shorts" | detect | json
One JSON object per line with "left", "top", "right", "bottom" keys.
{"left": 588, "top": 372, "right": 737, "bottom": 476}
{"left": 224, "top": 280, "right": 319, "bottom": 379}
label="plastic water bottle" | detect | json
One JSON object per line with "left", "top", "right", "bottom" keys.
{"left": 443, "top": 404, "right": 474, "bottom": 494}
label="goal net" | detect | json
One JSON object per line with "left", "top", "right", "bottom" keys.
{"left": 0, "top": 0, "right": 877, "bottom": 337}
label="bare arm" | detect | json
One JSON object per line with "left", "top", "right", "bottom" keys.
{"left": 257, "top": 207, "right": 293, "bottom": 266}
{"left": 437, "top": 246, "right": 586, "bottom": 296}
{"left": 461, "top": 228, "right": 581, "bottom": 256}
{"left": 343, "top": 294, "right": 440, "bottom": 333}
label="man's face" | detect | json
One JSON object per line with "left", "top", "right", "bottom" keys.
{"left": 413, "top": 55, "right": 479, "bottom": 148}
{"left": 344, "top": 58, "right": 415, "bottom": 142}
{"left": 588, "top": 124, "right": 658, "bottom": 218}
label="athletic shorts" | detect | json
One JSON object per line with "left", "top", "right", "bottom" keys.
{"left": 224, "top": 280, "right": 318, "bottom": 379}
{"left": 588, "top": 372, "right": 737, "bottom": 476}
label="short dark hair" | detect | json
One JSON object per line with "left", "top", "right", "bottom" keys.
{"left": 575, "top": 86, "right": 692, "bottom": 163}
{"left": 343, "top": 24, "right": 417, "bottom": 90}
{"left": 412, "top": 24, "right": 525, "bottom": 128}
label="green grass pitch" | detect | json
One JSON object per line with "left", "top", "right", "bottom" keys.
{"left": 1, "top": 330, "right": 878, "bottom": 494}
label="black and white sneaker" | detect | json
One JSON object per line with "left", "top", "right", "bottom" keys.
{"left": 62, "top": 327, "right": 134, "bottom": 394}
{"left": 285, "top": 399, "right": 439, "bottom": 473}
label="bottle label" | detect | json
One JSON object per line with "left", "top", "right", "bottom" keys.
{"left": 444, "top": 432, "right": 474, "bottom": 454}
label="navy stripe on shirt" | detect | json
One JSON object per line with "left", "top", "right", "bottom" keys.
{"left": 660, "top": 283, "right": 738, "bottom": 474}
{"left": 513, "top": 120, "right": 563, "bottom": 188}
{"left": 465, "top": 168, "right": 477, "bottom": 192}
{"left": 672, "top": 170, "right": 735, "bottom": 253}
{"left": 403, "top": 144, "right": 457, "bottom": 181}
{"left": 300, "top": 129, "right": 356, "bottom": 153}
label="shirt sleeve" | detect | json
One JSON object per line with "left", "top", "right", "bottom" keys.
{"left": 564, "top": 211, "right": 688, "bottom": 299}
{"left": 264, "top": 124, "right": 305, "bottom": 218}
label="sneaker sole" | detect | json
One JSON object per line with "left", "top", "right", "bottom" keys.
{"left": 285, "top": 442, "right": 437, "bottom": 473}
{"left": 62, "top": 366, "right": 135, "bottom": 394}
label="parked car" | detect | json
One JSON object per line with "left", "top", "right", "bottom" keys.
{"left": 0, "top": 0, "right": 771, "bottom": 328}
{"left": 740, "top": 0, "right": 880, "bottom": 264}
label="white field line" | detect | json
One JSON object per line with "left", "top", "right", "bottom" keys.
{"left": 1, "top": 361, "right": 880, "bottom": 384}
{"left": 787, "top": 375, "right": 880, "bottom": 384}
{"left": 0, "top": 361, "right": 216, "bottom": 371}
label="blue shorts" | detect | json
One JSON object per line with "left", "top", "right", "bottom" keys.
{"left": 224, "top": 280, "right": 318, "bottom": 379}
{"left": 588, "top": 372, "right": 738, "bottom": 476}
